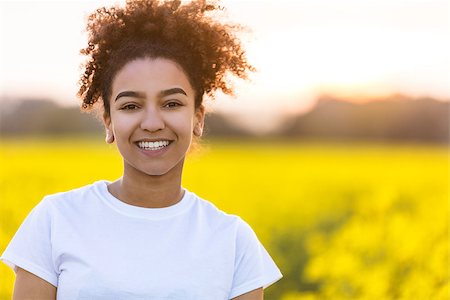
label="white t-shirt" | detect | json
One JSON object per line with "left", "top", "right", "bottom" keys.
{"left": 1, "top": 180, "right": 282, "bottom": 299}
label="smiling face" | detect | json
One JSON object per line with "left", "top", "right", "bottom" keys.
{"left": 104, "top": 57, "right": 205, "bottom": 177}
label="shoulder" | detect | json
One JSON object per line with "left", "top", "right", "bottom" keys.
{"left": 188, "top": 191, "right": 245, "bottom": 230}
{"left": 187, "top": 191, "right": 260, "bottom": 250}
{"left": 38, "top": 180, "right": 105, "bottom": 213}
{"left": 44, "top": 181, "right": 102, "bottom": 200}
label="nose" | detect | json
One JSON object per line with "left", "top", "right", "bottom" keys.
{"left": 140, "top": 106, "right": 165, "bottom": 133}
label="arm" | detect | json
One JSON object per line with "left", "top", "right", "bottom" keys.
{"left": 231, "top": 287, "right": 263, "bottom": 300}
{"left": 13, "top": 267, "right": 56, "bottom": 300}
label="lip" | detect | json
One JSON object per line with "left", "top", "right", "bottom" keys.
{"left": 135, "top": 138, "right": 173, "bottom": 143}
{"left": 135, "top": 140, "right": 173, "bottom": 157}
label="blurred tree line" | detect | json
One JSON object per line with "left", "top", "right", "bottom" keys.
{"left": 280, "top": 94, "right": 449, "bottom": 144}
{"left": 0, "top": 95, "right": 448, "bottom": 143}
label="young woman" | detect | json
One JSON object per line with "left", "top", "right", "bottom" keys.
{"left": 1, "top": 1, "right": 283, "bottom": 299}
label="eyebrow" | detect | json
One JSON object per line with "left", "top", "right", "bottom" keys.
{"left": 114, "top": 91, "right": 145, "bottom": 101}
{"left": 159, "top": 88, "right": 187, "bottom": 98}
{"left": 114, "top": 88, "right": 187, "bottom": 102}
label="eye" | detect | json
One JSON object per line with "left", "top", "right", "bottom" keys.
{"left": 164, "top": 101, "right": 182, "bottom": 109}
{"left": 121, "top": 103, "right": 139, "bottom": 110}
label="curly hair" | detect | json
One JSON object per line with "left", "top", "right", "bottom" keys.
{"left": 77, "top": 0, "right": 254, "bottom": 117}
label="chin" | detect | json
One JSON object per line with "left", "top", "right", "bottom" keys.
{"left": 144, "top": 170, "right": 171, "bottom": 177}
{"left": 139, "top": 163, "right": 183, "bottom": 177}
{"left": 124, "top": 155, "right": 185, "bottom": 178}
{"left": 134, "top": 164, "right": 171, "bottom": 176}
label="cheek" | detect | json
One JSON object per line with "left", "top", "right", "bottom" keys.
{"left": 169, "top": 113, "right": 195, "bottom": 137}
{"left": 109, "top": 114, "right": 136, "bottom": 136}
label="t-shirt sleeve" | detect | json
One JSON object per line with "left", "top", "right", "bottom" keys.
{"left": 228, "top": 217, "right": 283, "bottom": 299}
{"left": 0, "top": 197, "right": 58, "bottom": 287}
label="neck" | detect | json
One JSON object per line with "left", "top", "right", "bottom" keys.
{"left": 108, "top": 160, "right": 185, "bottom": 208}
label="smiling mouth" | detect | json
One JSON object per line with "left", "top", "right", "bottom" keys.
{"left": 136, "top": 140, "right": 172, "bottom": 151}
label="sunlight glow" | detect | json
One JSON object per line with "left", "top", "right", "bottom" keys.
{"left": 0, "top": 0, "right": 448, "bottom": 130}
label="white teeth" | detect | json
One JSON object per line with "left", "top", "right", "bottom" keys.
{"left": 137, "top": 140, "right": 170, "bottom": 150}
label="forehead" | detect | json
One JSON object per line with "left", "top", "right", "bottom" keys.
{"left": 111, "top": 57, "right": 194, "bottom": 94}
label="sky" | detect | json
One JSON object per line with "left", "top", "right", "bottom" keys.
{"left": 0, "top": 0, "right": 449, "bottom": 131}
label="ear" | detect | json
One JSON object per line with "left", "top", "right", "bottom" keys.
{"left": 103, "top": 113, "right": 114, "bottom": 144}
{"left": 193, "top": 105, "right": 206, "bottom": 137}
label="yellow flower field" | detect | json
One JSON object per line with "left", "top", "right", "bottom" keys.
{"left": 0, "top": 138, "right": 448, "bottom": 299}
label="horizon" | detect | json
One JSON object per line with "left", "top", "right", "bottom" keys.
{"left": 1, "top": 92, "right": 447, "bottom": 136}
